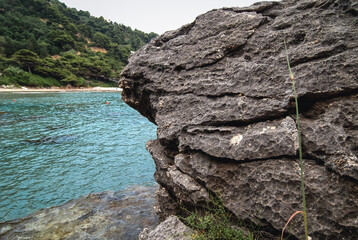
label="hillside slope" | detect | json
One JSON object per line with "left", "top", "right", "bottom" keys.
{"left": 0, "top": 0, "right": 157, "bottom": 87}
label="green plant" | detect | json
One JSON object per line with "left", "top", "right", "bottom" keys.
{"left": 181, "top": 194, "right": 254, "bottom": 240}
{"left": 1, "top": 66, "right": 61, "bottom": 87}
{"left": 283, "top": 40, "right": 309, "bottom": 240}
{"left": 0, "top": 76, "right": 14, "bottom": 86}
{"left": 2, "top": 66, "right": 30, "bottom": 86}
{"left": 3, "top": 66, "right": 27, "bottom": 77}
{"left": 0, "top": 0, "right": 158, "bottom": 88}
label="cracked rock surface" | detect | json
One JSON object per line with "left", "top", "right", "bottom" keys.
{"left": 120, "top": 0, "right": 358, "bottom": 239}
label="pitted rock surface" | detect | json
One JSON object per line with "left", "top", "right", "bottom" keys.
{"left": 174, "top": 151, "right": 358, "bottom": 239}
{"left": 179, "top": 116, "right": 298, "bottom": 161}
{"left": 120, "top": 0, "right": 358, "bottom": 239}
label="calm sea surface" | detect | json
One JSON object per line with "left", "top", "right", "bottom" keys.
{"left": 0, "top": 92, "right": 156, "bottom": 221}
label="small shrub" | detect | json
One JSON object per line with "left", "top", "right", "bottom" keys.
{"left": 3, "top": 66, "right": 30, "bottom": 86}
{"left": 1, "top": 66, "right": 61, "bottom": 87}
{"left": 42, "top": 77, "right": 61, "bottom": 87}
{"left": 88, "top": 80, "right": 117, "bottom": 87}
{"left": 74, "top": 77, "right": 88, "bottom": 87}
{"left": 181, "top": 195, "right": 254, "bottom": 240}
{"left": 0, "top": 76, "right": 14, "bottom": 86}
{"left": 3, "top": 66, "right": 27, "bottom": 78}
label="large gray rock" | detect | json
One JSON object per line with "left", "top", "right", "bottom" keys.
{"left": 120, "top": 0, "right": 358, "bottom": 239}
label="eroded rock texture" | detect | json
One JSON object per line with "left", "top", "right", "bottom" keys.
{"left": 120, "top": 0, "right": 358, "bottom": 239}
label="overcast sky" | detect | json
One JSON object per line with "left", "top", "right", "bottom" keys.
{"left": 60, "top": 0, "right": 275, "bottom": 34}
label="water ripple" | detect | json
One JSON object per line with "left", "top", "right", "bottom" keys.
{"left": 0, "top": 92, "right": 156, "bottom": 221}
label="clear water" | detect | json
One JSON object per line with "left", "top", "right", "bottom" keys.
{"left": 0, "top": 92, "right": 157, "bottom": 221}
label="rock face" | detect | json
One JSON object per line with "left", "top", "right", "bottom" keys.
{"left": 120, "top": 0, "right": 358, "bottom": 239}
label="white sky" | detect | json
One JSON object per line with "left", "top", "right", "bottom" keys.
{"left": 59, "top": 0, "right": 275, "bottom": 34}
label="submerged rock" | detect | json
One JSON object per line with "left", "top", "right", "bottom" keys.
{"left": 0, "top": 186, "right": 158, "bottom": 240}
{"left": 120, "top": 0, "right": 358, "bottom": 239}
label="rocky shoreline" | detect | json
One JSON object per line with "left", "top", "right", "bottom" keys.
{"left": 0, "top": 186, "right": 158, "bottom": 240}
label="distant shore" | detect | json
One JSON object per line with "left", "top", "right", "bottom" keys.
{"left": 0, "top": 86, "right": 122, "bottom": 93}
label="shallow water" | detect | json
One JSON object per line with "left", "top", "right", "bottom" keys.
{"left": 0, "top": 185, "right": 158, "bottom": 240}
{"left": 0, "top": 92, "right": 157, "bottom": 222}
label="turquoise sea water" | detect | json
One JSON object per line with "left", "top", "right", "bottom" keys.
{"left": 0, "top": 92, "right": 157, "bottom": 221}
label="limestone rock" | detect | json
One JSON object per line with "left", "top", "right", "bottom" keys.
{"left": 174, "top": 151, "right": 358, "bottom": 239}
{"left": 154, "top": 186, "right": 180, "bottom": 221}
{"left": 121, "top": 0, "right": 358, "bottom": 239}
{"left": 300, "top": 95, "right": 358, "bottom": 180}
{"left": 147, "top": 140, "right": 209, "bottom": 206}
{"left": 179, "top": 116, "right": 298, "bottom": 161}
{"left": 139, "top": 216, "right": 193, "bottom": 240}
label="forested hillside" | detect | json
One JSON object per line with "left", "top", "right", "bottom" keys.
{"left": 0, "top": 0, "right": 157, "bottom": 87}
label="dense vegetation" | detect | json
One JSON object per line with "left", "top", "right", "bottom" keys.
{"left": 0, "top": 0, "right": 157, "bottom": 87}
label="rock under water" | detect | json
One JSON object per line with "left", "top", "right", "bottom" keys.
{"left": 120, "top": 0, "right": 358, "bottom": 239}
{"left": 0, "top": 186, "right": 158, "bottom": 240}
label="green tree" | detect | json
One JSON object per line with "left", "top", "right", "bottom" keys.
{"left": 3, "top": 37, "right": 25, "bottom": 57}
{"left": 116, "top": 44, "right": 132, "bottom": 63}
{"left": 13, "top": 49, "right": 40, "bottom": 73}
{"left": 93, "top": 32, "right": 111, "bottom": 49}
{"left": 27, "top": 35, "right": 38, "bottom": 53}
{"left": 77, "top": 24, "right": 92, "bottom": 38}
{"left": 37, "top": 41, "right": 49, "bottom": 58}
{"left": 0, "top": 0, "right": 158, "bottom": 87}
{"left": 0, "top": 36, "right": 6, "bottom": 55}
{"left": 53, "top": 33, "right": 75, "bottom": 50}
{"left": 64, "top": 22, "right": 78, "bottom": 37}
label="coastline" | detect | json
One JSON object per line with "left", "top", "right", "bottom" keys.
{"left": 0, "top": 86, "right": 122, "bottom": 93}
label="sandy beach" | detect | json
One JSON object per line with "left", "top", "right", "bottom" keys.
{"left": 0, "top": 86, "right": 122, "bottom": 92}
